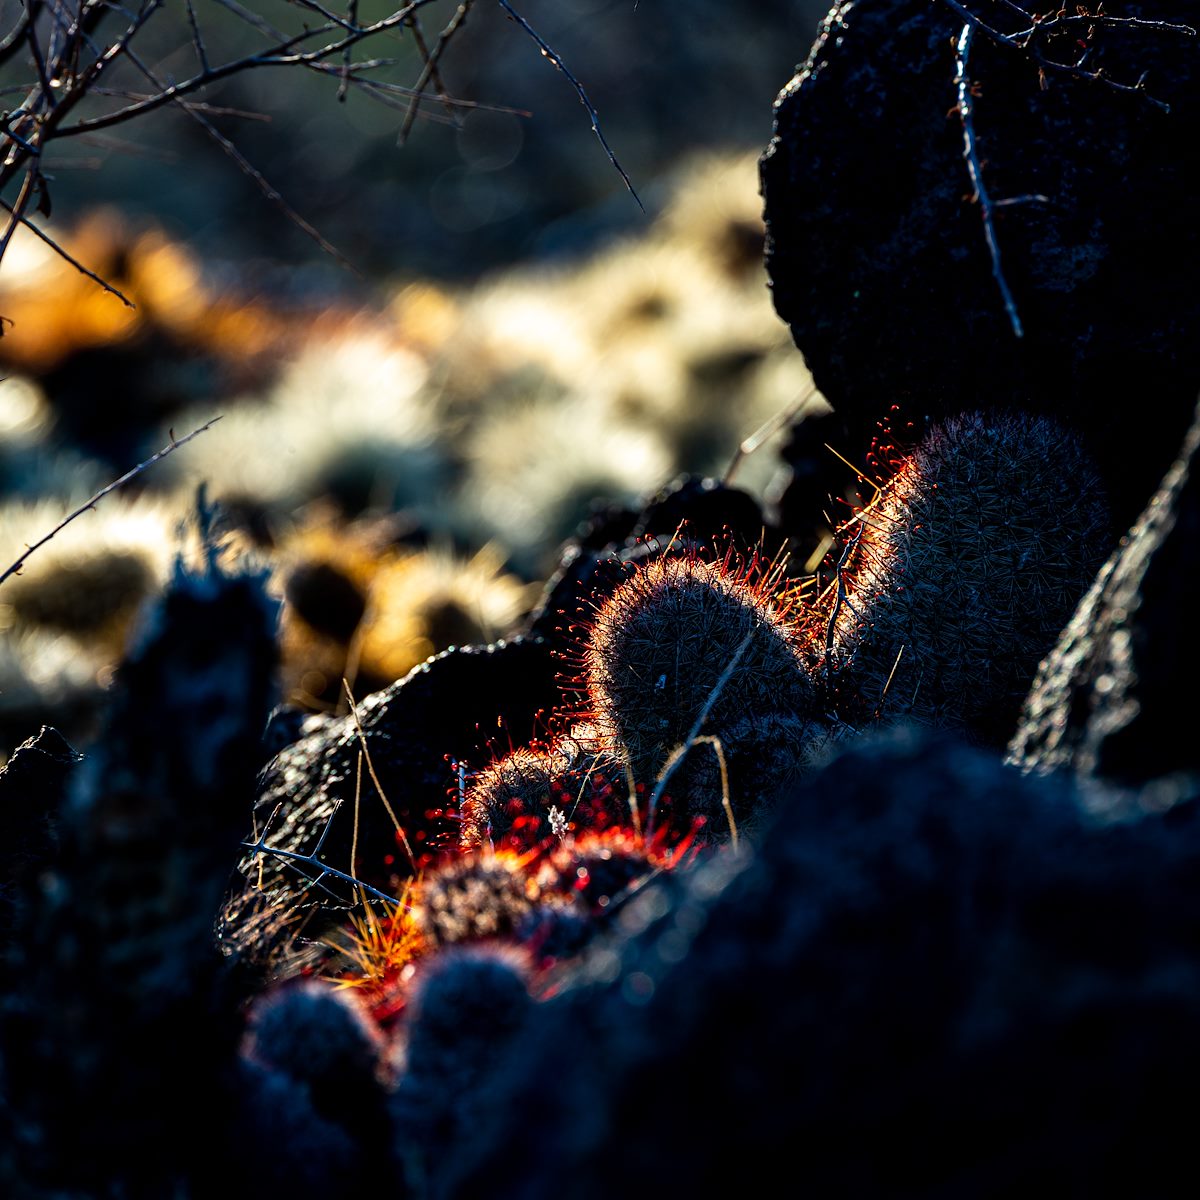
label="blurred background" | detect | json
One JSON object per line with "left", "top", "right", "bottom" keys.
{"left": 0, "top": 0, "right": 833, "bottom": 747}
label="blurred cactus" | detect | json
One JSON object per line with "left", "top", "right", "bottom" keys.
{"left": 392, "top": 944, "right": 533, "bottom": 1195}
{"left": 235, "top": 978, "right": 399, "bottom": 1197}
{"left": 242, "top": 978, "right": 388, "bottom": 1116}
{"left": 1, "top": 497, "right": 280, "bottom": 1194}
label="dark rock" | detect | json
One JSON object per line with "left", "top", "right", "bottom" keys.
{"left": 260, "top": 704, "right": 334, "bottom": 765}
{"left": 1009, "top": 397, "right": 1200, "bottom": 786}
{"left": 445, "top": 728, "right": 1200, "bottom": 1198}
{"left": 246, "top": 637, "right": 562, "bottom": 911}
{"left": 761, "top": 0, "right": 1200, "bottom": 530}
{"left": 630, "top": 474, "right": 777, "bottom": 550}
{"left": 2, "top": 516, "right": 281, "bottom": 1195}
{"left": 772, "top": 402, "right": 858, "bottom": 551}
{"left": 0, "top": 726, "right": 80, "bottom": 950}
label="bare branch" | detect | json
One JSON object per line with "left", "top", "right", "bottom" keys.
{"left": 55, "top": 1, "right": 443, "bottom": 138}
{"left": 954, "top": 22, "right": 1025, "bottom": 339}
{"left": 398, "top": 0, "right": 468, "bottom": 141}
{"left": 0, "top": 2, "right": 38, "bottom": 67}
{"left": 211, "top": 0, "right": 288, "bottom": 42}
{"left": 496, "top": 0, "right": 643, "bottom": 211}
{"left": 338, "top": 0, "right": 358, "bottom": 100}
{"left": 0, "top": 167, "right": 37, "bottom": 267}
{"left": 939, "top": 0, "right": 1195, "bottom": 111}
{"left": 116, "top": 39, "right": 357, "bottom": 271}
{"left": 183, "top": 0, "right": 208, "bottom": 72}
{"left": 241, "top": 804, "right": 402, "bottom": 909}
{"left": 0, "top": 194, "right": 135, "bottom": 303}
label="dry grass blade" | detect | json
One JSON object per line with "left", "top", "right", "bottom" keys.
{"left": 645, "top": 630, "right": 753, "bottom": 837}
{"left": 343, "top": 678, "right": 417, "bottom": 871}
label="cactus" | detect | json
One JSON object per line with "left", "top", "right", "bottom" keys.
{"left": 239, "top": 980, "right": 396, "bottom": 1193}
{"left": 243, "top": 978, "right": 386, "bottom": 1100}
{"left": 578, "top": 546, "right": 822, "bottom": 836}
{"left": 459, "top": 726, "right": 629, "bottom": 853}
{"left": 826, "top": 410, "right": 1112, "bottom": 743}
{"left": 392, "top": 944, "right": 533, "bottom": 1193}
{"left": 413, "top": 851, "right": 536, "bottom": 949}
{"left": 535, "top": 826, "right": 670, "bottom": 915}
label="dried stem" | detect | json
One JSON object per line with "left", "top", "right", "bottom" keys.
{"left": 954, "top": 22, "right": 1025, "bottom": 339}
{"left": 0, "top": 415, "right": 222, "bottom": 587}
{"left": 645, "top": 630, "right": 753, "bottom": 839}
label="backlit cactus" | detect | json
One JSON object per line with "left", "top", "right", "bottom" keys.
{"left": 825, "top": 410, "right": 1112, "bottom": 743}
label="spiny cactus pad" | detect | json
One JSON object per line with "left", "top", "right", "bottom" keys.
{"left": 582, "top": 551, "right": 817, "bottom": 788}
{"left": 829, "top": 409, "right": 1112, "bottom": 742}
{"left": 459, "top": 728, "right": 628, "bottom": 853}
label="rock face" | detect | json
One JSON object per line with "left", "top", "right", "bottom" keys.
{"left": 1009, "top": 398, "right": 1200, "bottom": 787}
{"left": 761, "top": 0, "right": 1200, "bottom": 530}
{"left": 0, "top": 726, "right": 80, "bottom": 948}
{"left": 245, "top": 638, "right": 562, "bottom": 910}
{"left": 444, "top": 729, "right": 1200, "bottom": 1199}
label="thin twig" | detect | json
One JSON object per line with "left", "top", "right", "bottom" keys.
{"left": 954, "top": 22, "right": 1024, "bottom": 339}
{"left": 939, "top": 0, "right": 1194, "bottom": 111}
{"left": 496, "top": 0, "right": 643, "bottom": 211}
{"left": 242, "top": 806, "right": 401, "bottom": 909}
{"left": 0, "top": 167, "right": 37, "bottom": 264}
{"left": 0, "top": 3, "right": 37, "bottom": 66}
{"left": 338, "top": 0, "right": 358, "bottom": 99}
{"left": 55, "top": 1, "right": 443, "bottom": 138}
{"left": 183, "top": 0, "right": 208, "bottom": 71}
{"left": 657, "top": 733, "right": 737, "bottom": 851}
{"left": 0, "top": 416, "right": 221, "bottom": 586}
{"left": 399, "top": 0, "right": 473, "bottom": 144}
{"left": 0, "top": 196, "right": 135, "bottom": 304}
{"left": 118, "top": 38, "right": 357, "bottom": 274}
{"left": 724, "top": 382, "right": 818, "bottom": 485}
{"left": 820, "top": 520, "right": 864, "bottom": 709}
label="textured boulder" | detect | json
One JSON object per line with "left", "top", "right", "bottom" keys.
{"left": 762, "top": 0, "right": 1200, "bottom": 529}
{"left": 445, "top": 728, "right": 1200, "bottom": 1198}
{"left": 1009, "top": 398, "right": 1200, "bottom": 786}
{"left": 245, "top": 637, "right": 562, "bottom": 911}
